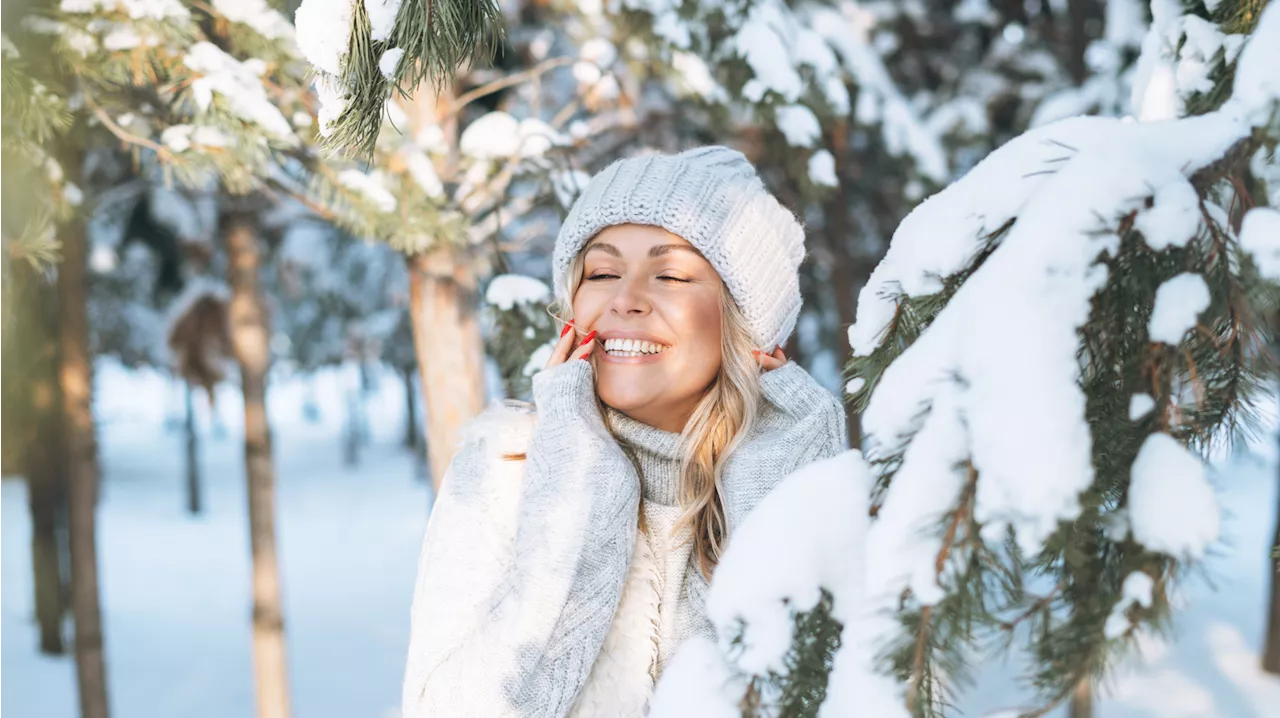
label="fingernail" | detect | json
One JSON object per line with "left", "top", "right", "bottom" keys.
{"left": 560, "top": 321, "right": 574, "bottom": 338}
{"left": 579, "top": 330, "right": 597, "bottom": 347}
{"left": 752, "top": 350, "right": 760, "bottom": 355}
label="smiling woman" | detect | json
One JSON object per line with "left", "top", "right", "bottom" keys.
{"left": 401, "top": 146, "right": 848, "bottom": 718}
{"left": 568, "top": 225, "right": 725, "bottom": 433}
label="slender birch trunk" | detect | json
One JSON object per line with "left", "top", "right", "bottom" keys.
{"left": 223, "top": 211, "right": 291, "bottom": 718}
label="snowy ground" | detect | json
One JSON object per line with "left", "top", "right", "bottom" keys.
{"left": 3, "top": 360, "right": 1279, "bottom": 717}
{"left": 3, "top": 360, "right": 431, "bottom": 718}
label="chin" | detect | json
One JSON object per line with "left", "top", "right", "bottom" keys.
{"left": 595, "top": 382, "right": 656, "bottom": 414}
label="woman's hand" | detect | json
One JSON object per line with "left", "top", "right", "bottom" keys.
{"left": 544, "top": 321, "right": 598, "bottom": 371}
{"left": 753, "top": 345, "right": 788, "bottom": 371}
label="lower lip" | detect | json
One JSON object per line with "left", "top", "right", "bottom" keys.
{"left": 600, "top": 348, "right": 669, "bottom": 364}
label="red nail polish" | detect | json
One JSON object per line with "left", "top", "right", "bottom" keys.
{"left": 579, "top": 330, "right": 597, "bottom": 347}
{"left": 560, "top": 321, "right": 574, "bottom": 338}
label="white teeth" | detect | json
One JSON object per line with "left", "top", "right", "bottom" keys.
{"left": 605, "top": 338, "right": 667, "bottom": 355}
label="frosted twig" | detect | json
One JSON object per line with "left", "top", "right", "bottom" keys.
{"left": 85, "top": 92, "right": 172, "bottom": 159}
{"left": 440, "top": 56, "right": 575, "bottom": 121}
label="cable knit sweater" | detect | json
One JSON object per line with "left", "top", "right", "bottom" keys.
{"left": 401, "top": 359, "right": 846, "bottom": 718}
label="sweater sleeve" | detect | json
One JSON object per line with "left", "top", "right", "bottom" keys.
{"left": 722, "top": 361, "right": 848, "bottom": 534}
{"left": 402, "top": 359, "right": 641, "bottom": 718}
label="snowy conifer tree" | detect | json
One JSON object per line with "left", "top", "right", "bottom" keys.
{"left": 1, "top": 33, "right": 79, "bottom": 275}
{"left": 9, "top": 3, "right": 352, "bottom": 715}
{"left": 649, "top": 2, "right": 1280, "bottom": 716}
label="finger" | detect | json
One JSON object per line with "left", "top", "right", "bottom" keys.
{"left": 753, "top": 349, "right": 783, "bottom": 371}
{"left": 544, "top": 321, "right": 578, "bottom": 370}
{"left": 570, "top": 330, "right": 598, "bottom": 362}
{"left": 772, "top": 346, "right": 787, "bottom": 362}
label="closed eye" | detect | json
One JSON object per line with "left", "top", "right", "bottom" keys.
{"left": 585, "top": 274, "right": 690, "bottom": 283}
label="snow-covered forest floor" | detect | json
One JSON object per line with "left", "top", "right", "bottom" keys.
{"left": 2, "top": 360, "right": 1278, "bottom": 717}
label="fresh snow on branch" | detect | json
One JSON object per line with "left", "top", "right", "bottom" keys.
{"left": 60, "top": 0, "right": 189, "bottom": 20}
{"left": 364, "top": 0, "right": 400, "bottom": 43}
{"left": 484, "top": 274, "right": 551, "bottom": 311}
{"left": 832, "top": 7, "right": 1280, "bottom": 709}
{"left": 1148, "top": 272, "right": 1210, "bottom": 345}
{"left": 652, "top": 451, "right": 877, "bottom": 713}
{"left": 1133, "top": 180, "right": 1200, "bottom": 250}
{"left": 293, "top": 0, "right": 355, "bottom": 76}
{"left": 1103, "top": 571, "right": 1155, "bottom": 639}
{"left": 806, "top": 3, "right": 948, "bottom": 182}
{"left": 775, "top": 104, "right": 822, "bottom": 148}
{"left": 853, "top": 72, "right": 1271, "bottom": 563}
{"left": 1128, "top": 433, "right": 1219, "bottom": 560}
{"left": 378, "top": 47, "right": 404, "bottom": 78}
{"left": 1241, "top": 208, "right": 1280, "bottom": 281}
{"left": 337, "top": 169, "right": 397, "bottom": 213}
{"left": 647, "top": 636, "right": 742, "bottom": 718}
{"left": 183, "top": 42, "right": 294, "bottom": 139}
{"left": 808, "top": 150, "right": 838, "bottom": 188}
{"left": 212, "top": 0, "right": 294, "bottom": 40}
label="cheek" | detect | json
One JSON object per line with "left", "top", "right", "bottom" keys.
{"left": 673, "top": 294, "right": 723, "bottom": 372}
{"left": 571, "top": 290, "right": 607, "bottom": 324}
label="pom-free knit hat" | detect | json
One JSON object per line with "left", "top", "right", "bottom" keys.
{"left": 552, "top": 146, "right": 806, "bottom": 352}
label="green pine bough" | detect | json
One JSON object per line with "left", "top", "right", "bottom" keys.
{"left": 324, "top": 0, "right": 504, "bottom": 158}
{"left": 752, "top": 3, "right": 1280, "bottom": 715}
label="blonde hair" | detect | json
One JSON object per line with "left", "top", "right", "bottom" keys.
{"left": 548, "top": 246, "right": 763, "bottom": 578}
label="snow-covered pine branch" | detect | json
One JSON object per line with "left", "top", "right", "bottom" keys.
{"left": 293, "top": 0, "right": 504, "bottom": 157}
{"left": 839, "top": 3, "right": 1280, "bottom": 714}
{"left": 649, "top": 450, "right": 880, "bottom": 717}
{"left": 481, "top": 273, "right": 553, "bottom": 399}
{"left": 45, "top": 0, "right": 312, "bottom": 194}
{"left": 590, "top": 0, "right": 946, "bottom": 192}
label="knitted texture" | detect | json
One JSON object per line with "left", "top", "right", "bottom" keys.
{"left": 552, "top": 146, "right": 807, "bottom": 352}
{"left": 401, "top": 360, "right": 847, "bottom": 717}
{"left": 566, "top": 522, "right": 662, "bottom": 718}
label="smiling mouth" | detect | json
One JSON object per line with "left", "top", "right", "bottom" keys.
{"left": 601, "top": 338, "right": 670, "bottom": 359}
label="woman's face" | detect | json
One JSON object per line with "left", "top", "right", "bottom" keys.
{"left": 572, "top": 224, "right": 724, "bottom": 433}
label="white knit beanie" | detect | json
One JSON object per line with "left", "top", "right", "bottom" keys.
{"left": 552, "top": 146, "right": 806, "bottom": 352}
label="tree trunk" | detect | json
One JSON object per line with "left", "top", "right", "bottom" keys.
{"left": 399, "top": 82, "right": 483, "bottom": 492}
{"left": 343, "top": 384, "right": 361, "bottom": 467}
{"left": 407, "top": 248, "right": 487, "bottom": 491}
{"left": 1262, "top": 397, "right": 1280, "bottom": 673}
{"left": 822, "top": 124, "right": 877, "bottom": 451}
{"left": 58, "top": 207, "right": 111, "bottom": 718}
{"left": 1064, "top": 0, "right": 1102, "bottom": 85}
{"left": 403, "top": 367, "right": 418, "bottom": 449}
{"left": 223, "top": 211, "right": 291, "bottom": 718}
{"left": 23, "top": 266, "right": 68, "bottom": 655}
{"left": 1068, "top": 676, "right": 1093, "bottom": 718}
{"left": 185, "top": 382, "right": 202, "bottom": 515}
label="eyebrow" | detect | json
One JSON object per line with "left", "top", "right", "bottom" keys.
{"left": 585, "top": 242, "right": 703, "bottom": 258}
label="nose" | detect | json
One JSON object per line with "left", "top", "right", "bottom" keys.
{"left": 608, "top": 273, "right": 651, "bottom": 316}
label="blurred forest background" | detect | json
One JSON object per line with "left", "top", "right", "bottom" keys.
{"left": 2, "top": 0, "right": 1278, "bottom": 716}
